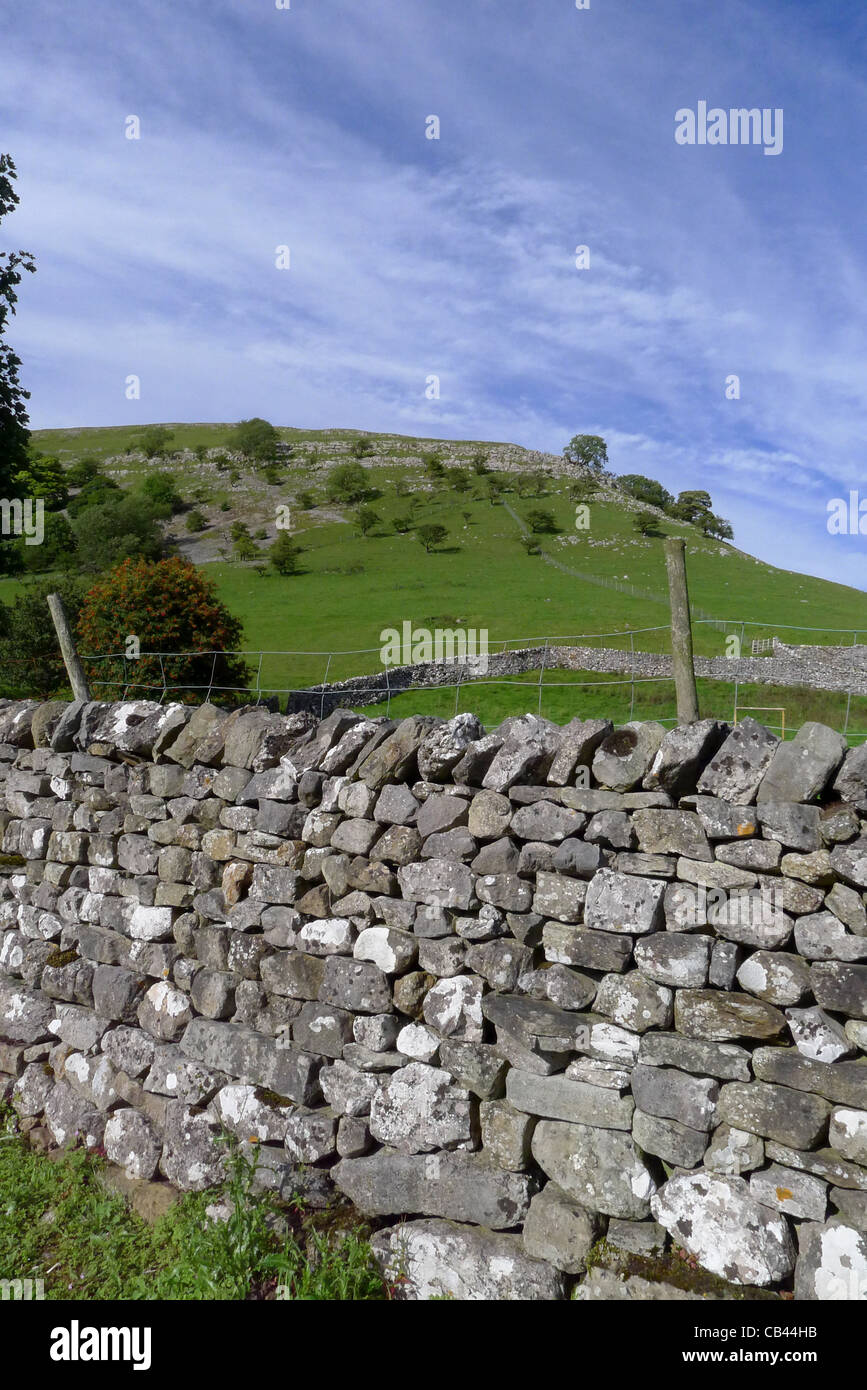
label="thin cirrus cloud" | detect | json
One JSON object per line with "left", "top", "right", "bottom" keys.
{"left": 2, "top": 0, "right": 866, "bottom": 590}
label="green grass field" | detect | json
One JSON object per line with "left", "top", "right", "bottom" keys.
{"left": 11, "top": 421, "right": 867, "bottom": 731}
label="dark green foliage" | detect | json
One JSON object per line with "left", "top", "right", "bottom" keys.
{"left": 66, "top": 475, "right": 122, "bottom": 517}
{"left": 270, "top": 531, "right": 301, "bottom": 574}
{"left": 417, "top": 523, "right": 448, "bottom": 552}
{"left": 563, "top": 434, "right": 608, "bottom": 472}
{"left": 618, "top": 474, "right": 674, "bottom": 511}
{"left": 228, "top": 418, "right": 279, "bottom": 464}
{"left": 0, "top": 577, "right": 86, "bottom": 696}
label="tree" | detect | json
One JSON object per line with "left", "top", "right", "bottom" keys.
{"left": 270, "top": 531, "right": 301, "bottom": 575}
{"left": 447, "top": 466, "right": 470, "bottom": 493}
{"left": 392, "top": 514, "right": 414, "bottom": 534}
{"left": 354, "top": 505, "right": 380, "bottom": 536}
{"left": 327, "top": 462, "right": 369, "bottom": 504}
{"left": 0, "top": 155, "right": 36, "bottom": 496}
{"left": 297, "top": 490, "right": 315, "bottom": 510}
{"left": 12, "top": 452, "right": 69, "bottom": 509}
{"left": 230, "top": 520, "right": 250, "bottom": 541}
{"left": 66, "top": 456, "right": 101, "bottom": 488}
{"left": 618, "top": 474, "right": 673, "bottom": 511}
{"left": 185, "top": 509, "right": 206, "bottom": 533}
{"left": 193, "top": 444, "right": 208, "bottom": 463}
{"left": 527, "top": 508, "right": 557, "bottom": 534}
{"left": 563, "top": 434, "right": 608, "bottom": 472}
{"left": 422, "top": 452, "right": 445, "bottom": 480}
{"left": 634, "top": 510, "right": 658, "bottom": 536}
{"left": 699, "top": 512, "right": 734, "bottom": 541}
{"left": 349, "top": 437, "right": 374, "bottom": 459}
{"left": 671, "top": 490, "right": 713, "bottom": 524}
{"left": 70, "top": 495, "right": 165, "bottom": 572}
{"left": 137, "top": 471, "right": 182, "bottom": 516}
{"left": 519, "top": 534, "right": 541, "bottom": 555}
{"left": 417, "top": 524, "right": 448, "bottom": 552}
{"left": 0, "top": 578, "right": 86, "bottom": 697}
{"left": 234, "top": 534, "right": 257, "bottom": 561}
{"left": 76, "top": 556, "right": 249, "bottom": 702}
{"left": 470, "top": 450, "right": 489, "bottom": 474}
{"left": 67, "top": 474, "right": 122, "bottom": 517}
{"left": 486, "top": 476, "right": 506, "bottom": 504}
{"left": 17, "top": 510, "right": 77, "bottom": 573}
{"left": 138, "top": 426, "right": 174, "bottom": 459}
{"left": 569, "top": 478, "right": 596, "bottom": 503}
{"left": 228, "top": 418, "right": 279, "bottom": 464}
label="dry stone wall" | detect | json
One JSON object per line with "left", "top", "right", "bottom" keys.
{"left": 1, "top": 697, "right": 867, "bottom": 1300}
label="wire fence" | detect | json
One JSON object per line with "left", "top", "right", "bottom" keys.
{"left": 54, "top": 616, "right": 867, "bottom": 744}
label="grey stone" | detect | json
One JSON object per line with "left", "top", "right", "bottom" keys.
{"left": 335, "top": 1152, "right": 534, "bottom": 1228}
{"left": 756, "top": 802, "right": 821, "bottom": 852}
{"left": 522, "top": 1183, "right": 602, "bottom": 1274}
{"left": 532, "top": 1120, "right": 657, "bottom": 1218}
{"left": 674, "top": 989, "right": 786, "bottom": 1042}
{"left": 583, "top": 869, "right": 665, "bottom": 935}
{"left": 752, "top": 1047, "right": 867, "bottom": 1109}
{"left": 736, "top": 950, "right": 812, "bottom": 1006}
{"left": 422, "top": 975, "right": 484, "bottom": 1041}
{"left": 704, "top": 1124, "right": 765, "bottom": 1176}
{"left": 785, "top": 1006, "right": 855, "bottom": 1064}
{"left": 631, "top": 1064, "right": 719, "bottom": 1130}
{"left": 633, "top": 809, "right": 712, "bottom": 861}
{"left": 757, "top": 722, "right": 847, "bottom": 804}
{"left": 833, "top": 744, "right": 867, "bottom": 813}
{"left": 506, "top": 1068, "right": 634, "bottom": 1128}
{"left": 634, "top": 932, "right": 710, "bottom": 988}
{"left": 632, "top": 1109, "right": 708, "bottom": 1168}
{"left": 103, "top": 1109, "right": 162, "bottom": 1180}
{"left": 696, "top": 718, "right": 780, "bottom": 804}
{"left": 368, "top": 1061, "right": 473, "bottom": 1152}
{"left": 372, "top": 1219, "right": 566, "bottom": 1300}
{"left": 811, "top": 961, "right": 867, "bottom": 1019}
{"left": 794, "top": 1218, "right": 867, "bottom": 1300}
{"left": 439, "top": 1040, "right": 507, "bottom": 1099}
{"left": 543, "top": 923, "right": 632, "bottom": 973}
{"left": 594, "top": 971, "right": 673, "bottom": 1033}
{"left": 592, "top": 722, "right": 666, "bottom": 792}
{"left": 319, "top": 956, "right": 392, "bottom": 1014}
{"left": 651, "top": 1172, "right": 794, "bottom": 1286}
{"left": 718, "top": 1080, "right": 831, "bottom": 1148}
{"left": 749, "top": 1163, "right": 828, "bottom": 1222}
{"left": 644, "top": 720, "right": 728, "bottom": 798}
{"left": 181, "top": 1018, "right": 321, "bottom": 1104}
{"left": 398, "top": 858, "right": 475, "bottom": 910}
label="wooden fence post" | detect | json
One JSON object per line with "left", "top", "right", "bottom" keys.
{"left": 47, "top": 593, "right": 91, "bottom": 702}
{"left": 663, "top": 538, "right": 700, "bottom": 724}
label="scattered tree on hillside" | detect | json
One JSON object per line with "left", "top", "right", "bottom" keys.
{"left": 297, "top": 490, "right": 315, "bottom": 510}
{"left": 354, "top": 505, "right": 380, "bottom": 537}
{"left": 634, "top": 510, "right": 659, "bottom": 536}
{"left": 486, "top": 475, "right": 506, "bottom": 504}
{"left": 447, "top": 466, "right": 470, "bottom": 493}
{"left": 138, "top": 470, "right": 182, "bottom": 516}
{"left": 193, "top": 444, "right": 208, "bottom": 463}
{"left": 670, "top": 489, "right": 713, "bottom": 524}
{"left": 10, "top": 511, "right": 77, "bottom": 575}
{"left": 228, "top": 418, "right": 279, "bottom": 464}
{"left": 417, "top": 523, "right": 448, "bottom": 552}
{"left": 138, "top": 426, "right": 174, "bottom": 459}
{"left": 699, "top": 513, "right": 734, "bottom": 541}
{"left": 327, "top": 462, "right": 369, "bottom": 504}
{"left": 234, "top": 534, "right": 257, "bottom": 561}
{"left": 422, "top": 452, "right": 444, "bottom": 480}
{"left": 77, "top": 556, "right": 250, "bottom": 701}
{"left": 349, "top": 437, "right": 374, "bottom": 459}
{"left": 519, "top": 534, "right": 541, "bottom": 555}
{"left": 470, "top": 450, "right": 489, "bottom": 474}
{"left": 563, "top": 434, "right": 608, "bottom": 472}
{"left": 618, "top": 474, "right": 674, "bottom": 512}
{"left": 393, "top": 514, "right": 414, "bottom": 534}
{"left": 270, "top": 531, "right": 301, "bottom": 575}
{"left": 527, "top": 508, "right": 557, "bottom": 534}
{"left": 185, "top": 509, "right": 206, "bottom": 533}
{"left": 66, "top": 456, "right": 101, "bottom": 488}
{"left": 67, "top": 475, "right": 122, "bottom": 516}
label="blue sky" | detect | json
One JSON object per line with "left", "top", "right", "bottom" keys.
{"left": 4, "top": 0, "right": 867, "bottom": 590}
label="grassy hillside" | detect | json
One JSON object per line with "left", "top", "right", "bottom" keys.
{"left": 10, "top": 421, "right": 867, "bottom": 728}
